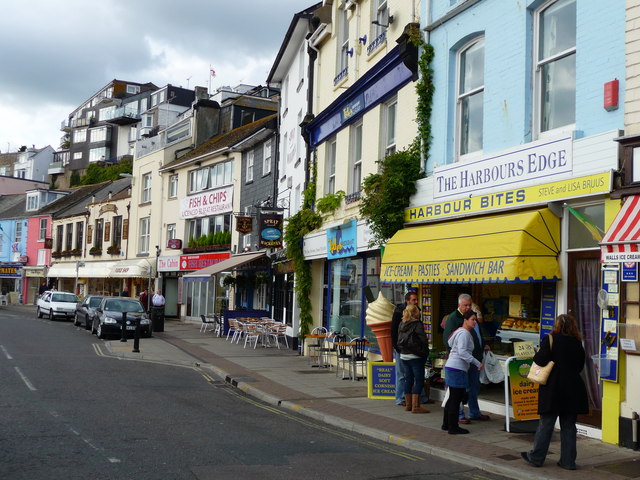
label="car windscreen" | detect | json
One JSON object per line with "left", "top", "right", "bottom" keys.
{"left": 104, "top": 299, "right": 144, "bottom": 313}
{"left": 52, "top": 293, "right": 79, "bottom": 303}
{"left": 88, "top": 297, "right": 103, "bottom": 308}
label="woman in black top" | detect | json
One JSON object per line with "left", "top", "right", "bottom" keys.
{"left": 522, "top": 314, "right": 588, "bottom": 470}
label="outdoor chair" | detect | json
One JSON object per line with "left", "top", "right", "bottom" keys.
{"left": 349, "top": 337, "right": 368, "bottom": 381}
{"left": 200, "top": 314, "right": 215, "bottom": 333}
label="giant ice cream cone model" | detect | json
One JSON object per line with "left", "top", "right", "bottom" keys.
{"left": 365, "top": 291, "right": 396, "bottom": 362}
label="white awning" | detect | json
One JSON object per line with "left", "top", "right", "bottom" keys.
{"left": 110, "top": 259, "right": 155, "bottom": 278}
{"left": 182, "top": 252, "right": 266, "bottom": 278}
{"left": 47, "top": 261, "right": 118, "bottom": 278}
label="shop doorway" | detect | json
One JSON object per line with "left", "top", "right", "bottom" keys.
{"left": 567, "top": 251, "right": 602, "bottom": 427}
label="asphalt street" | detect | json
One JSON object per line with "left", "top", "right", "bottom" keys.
{"left": 0, "top": 305, "right": 516, "bottom": 480}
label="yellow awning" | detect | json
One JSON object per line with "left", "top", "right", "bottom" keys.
{"left": 381, "top": 209, "right": 560, "bottom": 284}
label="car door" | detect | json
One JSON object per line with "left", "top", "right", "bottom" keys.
{"left": 79, "top": 298, "right": 89, "bottom": 323}
{"left": 42, "top": 293, "right": 51, "bottom": 315}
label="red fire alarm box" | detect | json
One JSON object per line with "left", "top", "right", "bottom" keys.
{"left": 604, "top": 79, "right": 619, "bottom": 111}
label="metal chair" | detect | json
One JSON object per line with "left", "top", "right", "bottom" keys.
{"left": 267, "top": 323, "right": 289, "bottom": 349}
{"left": 307, "top": 326, "right": 328, "bottom": 366}
{"left": 200, "top": 314, "right": 215, "bottom": 333}
{"left": 213, "top": 315, "right": 224, "bottom": 337}
{"left": 349, "top": 338, "right": 368, "bottom": 381}
{"left": 333, "top": 334, "right": 351, "bottom": 379}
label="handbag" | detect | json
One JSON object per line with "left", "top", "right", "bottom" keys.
{"left": 527, "top": 334, "right": 554, "bottom": 385}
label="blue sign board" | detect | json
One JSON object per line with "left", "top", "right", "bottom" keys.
{"left": 599, "top": 266, "right": 619, "bottom": 382}
{"left": 367, "top": 362, "right": 396, "bottom": 399}
{"left": 539, "top": 281, "right": 557, "bottom": 339}
{"left": 326, "top": 220, "right": 357, "bottom": 260}
{"left": 622, "top": 262, "right": 638, "bottom": 282}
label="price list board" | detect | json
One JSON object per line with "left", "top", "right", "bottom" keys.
{"left": 421, "top": 285, "right": 432, "bottom": 341}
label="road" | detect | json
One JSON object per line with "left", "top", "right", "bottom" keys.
{"left": 0, "top": 305, "right": 514, "bottom": 480}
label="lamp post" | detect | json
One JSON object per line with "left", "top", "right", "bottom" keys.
{"left": 75, "top": 261, "right": 85, "bottom": 296}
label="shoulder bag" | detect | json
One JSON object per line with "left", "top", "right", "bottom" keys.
{"left": 527, "top": 334, "right": 554, "bottom": 385}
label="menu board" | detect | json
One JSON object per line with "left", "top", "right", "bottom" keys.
{"left": 421, "top": 285, "right": 432, "bottom": 342}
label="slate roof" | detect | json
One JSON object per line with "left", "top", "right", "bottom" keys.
{"left": 0, "top": 194, "right": 27, "bottom": 219}
{"left": 161, "top": 114, "right": 277, "bottom": 171}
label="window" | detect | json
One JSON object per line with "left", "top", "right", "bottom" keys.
{"left": 90, "top": 126, "right": 107, "bottom": 143}
{"left": 27, "top": 194, "right": 39, "bottom": 211}
{"left": 382, "top": 98, "right": 397, "bottom": 156}
{"left": 139, "top": 217, "right": 150, "bottom": 254}
{"left": 263, "top": 140, "right": 272, "bottom": 175}
{"left": 168, "top": 175, "right": 178, "bottom": 198}
{"left": 141, "top": 173, "right": 152, "bottom": 203}
{"left": 536, "top": 0, "right": 576, "bottom": 135}
{"left": 73, "top": 152, "right": 82, "bottom": 161}
{"left": 246, "top": 150, "right": 254, "bottom": 182}
{"left": 567, "top": 203, "right": 603, "bottom": 249}
{"left": 326, "top": 138, "right": 337, "bottom": 194}
{"left": 37, "top": 249, "right": 46, "bottom": 266}
{"left": 75, "top": 221, "right": 84, "bottom": 251}
{"left": 188, "top": 161, "right": 233, "bottom": 193}
{"left": 73, "top": 129, "right": 87, "bottom": 143}
{"left": 350, "top": 121, "right": 363, "bottom": 194}
{"left": 65, "top": 223, "right": 73, "bottom": 251}
{"left": 166, "top": 122, "right": 190, "bottom": 143}
{"left": 126, "top": 84, "right": 140, "bottom": 94}
{"left": 112, "top": 216, "right": 123, "bottom": 248}
{"left": 167, "top": 224, "right": 176, "bottom": 241}
{"left": 336, "top": 7, "right": 350, "bottom": 78}
{"left": 298, "top": 44, "right": 306, "bottom": 82}
{"left": 94, "top": 219, "right": 104, "bottom": 249}
{"left": 56, "top": 225, "right": 63, "bottom": 251}
{"left": 371, "top": 0, "right": 389, "bottom": 40}
{"left": 198, "top": 167, "right": 210, "bottom": 190}
{"left": 14, "top": 222, "right": 22, "bottom": 243}
{"left": 98, "top": 106, "right": 115, "bottom": 121}
{"left": 129, "top": 126, "right": 137, "bottom": 142}
{"left": 89, "top": 147, "right": 109, "bottom": 162}
{"left": 187, "top": 214, "right": 231, "bottom": 241}
{"left": 39, "top": 218, "right": 47, "bottom": 241}
{"left": 457, "top": 37, "right": 484, "bottom": 157}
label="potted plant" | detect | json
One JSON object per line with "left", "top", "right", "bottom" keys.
{"left": 89, "top": 246, "right": 102, "bottom": 256}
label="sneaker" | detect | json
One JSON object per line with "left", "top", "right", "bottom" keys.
{"left": 521, "top": 452, "right": 541, "bottom": 468}
{"left": 459, "top": 417, "right": 471, "bottom": 424}
{"left": 469, "top": 414, "right": 490, "bottom": 421}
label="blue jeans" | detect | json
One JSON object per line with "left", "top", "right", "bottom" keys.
{"left": 402, "top": 357, "right": 426, "bottom": 395}
{"left": 528, "top": 412, "right": 578, "bottom": 468}
{"left": 394, "top": 350, "right": 406, "bottom": 404}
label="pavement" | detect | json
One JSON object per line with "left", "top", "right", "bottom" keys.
{"left": 9, "top": 303, "right": 639, "bottom": 480}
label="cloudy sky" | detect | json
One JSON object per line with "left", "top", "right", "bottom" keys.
{"left": 0, "top": 0, "right": 314, "bottom": 153}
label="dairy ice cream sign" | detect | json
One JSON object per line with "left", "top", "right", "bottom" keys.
{"left": 180, "top": 186, "right": 233, "bottom": 219}
{"left": 434, "top": 135, "right": 573, "bottom": 200}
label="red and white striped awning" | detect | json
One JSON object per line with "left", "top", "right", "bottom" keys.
{"left": 600, "top": 195, "right": 640, "bottom": 262}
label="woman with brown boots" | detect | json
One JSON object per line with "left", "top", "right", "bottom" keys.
{"left": 397, "top": 304, "right": 430, "bottom": 414}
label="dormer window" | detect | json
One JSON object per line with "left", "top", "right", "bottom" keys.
{"left": 26, "top": 194, "right": 39, "bottom": 211}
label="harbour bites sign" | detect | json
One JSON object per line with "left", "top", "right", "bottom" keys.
{"left": 180, "top": 186, "right": 233, "bottom": 219}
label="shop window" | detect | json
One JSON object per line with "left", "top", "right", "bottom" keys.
{"left": 328, "top": 258, "right": 364, "bottom": 338}
{"left": 535, "top": 0, "right": 576, "bottom": 136}
{"left": 457, "top": 37, "right": 484, "bottom": 158}
{"left": 567, "top": 204, "right": 604, "bottom": 250}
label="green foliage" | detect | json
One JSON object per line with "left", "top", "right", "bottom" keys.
{"left": 69, "top": 171, "right": 81, "bottom": 187}
{"left": 188, "top": 236, "right": 195, "bottom": 248}
{"left": 359, "top": 142, "right": 422, "bottom": 247}
{"left": 415, "top": 41, "right": 435, "bottom": 162}
{"left": 316, "top": 190, "right": 345, "bottom": 216}
{"left": 79, "top": 157, "right": 133, "bottom": 186}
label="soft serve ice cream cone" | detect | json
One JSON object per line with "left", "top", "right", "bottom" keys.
{"left": 366, "top": 291, "right": 396, "bottom": 362}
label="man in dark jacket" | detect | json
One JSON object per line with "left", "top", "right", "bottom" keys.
{"left": 392, "top": 291, "right": 418, "bottom": 406}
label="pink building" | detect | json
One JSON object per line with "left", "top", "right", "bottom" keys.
{"left": 24, "top": 215, "right": 52, "bottom": 304}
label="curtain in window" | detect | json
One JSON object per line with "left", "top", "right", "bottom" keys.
{"left": 574, "top": 258, "right": 602, "bottom": 410}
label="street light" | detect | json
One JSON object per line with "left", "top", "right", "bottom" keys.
{"left": 75, "top": 261, "right": 85, "bottom": 296}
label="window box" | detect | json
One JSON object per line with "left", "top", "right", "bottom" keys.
{"left": 89, "top": 247, "right": 103, "bottom": 256}
{"left": 107, "top": 245, "right": 121, "bottom": 255}
{"left": 51, "top": 251, "right": 63, "bottom": 259}
{"left": 182, "top": 244, "right": 231, "bottom": 254}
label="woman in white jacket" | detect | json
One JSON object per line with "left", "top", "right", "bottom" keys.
{"left": 443, "top": 310, "right": 484, "bottom": 434}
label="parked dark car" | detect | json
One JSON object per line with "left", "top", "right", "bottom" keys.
{"left": 36, "top": 291, "right": 79, "bottom": 320}
{"left": 74, "top": 295, "right": 105, "bottom": 330}
{"left": 92, "top": 297, "right": 152, "bottom": 339}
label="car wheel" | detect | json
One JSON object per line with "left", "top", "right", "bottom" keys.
{"left": 97, "top": 324, "right": 105, "bottom": 339}
{"left": 37, "top": 307, "right": 42, "bottom": 318}
{"left": 84, "top": 318, "right": 92, "bottom": 330}
{"left": 73, "top": 314, "right": 80, "bottom": 326}
{"left": 91, "top": 321, "right": 97, "bottom": 335}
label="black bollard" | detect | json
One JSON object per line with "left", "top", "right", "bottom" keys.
{"left": 132, "top": 316, "right": 141, "bottom": 353}
{"left": 120, "top": 311, "right": 127, "bottom": 342}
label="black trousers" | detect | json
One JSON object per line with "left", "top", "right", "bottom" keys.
{"left": 443, "top": 386, "right": 466, "bottom": 431}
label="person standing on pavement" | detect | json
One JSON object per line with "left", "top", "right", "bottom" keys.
{"left": 38, "top": 281, "right": 48, "bottom": 296}
{"left": 443, "top": 294, "right": 490, "bottom": 423}
{"left": 392, "top": 291, "right": 418, "bottom": 407}
{"left": 522, "top": 314, "right": 588, "bottom": 470}
{"left": 397, "top": 304, "right": 430, "bottom": 414}
{"left": 139, "top": 289, "right": 149, "bottom": 313}
{"left": 443, "top": 310, "right": 483, "bottom": 434}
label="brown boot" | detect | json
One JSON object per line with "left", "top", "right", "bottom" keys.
{"left": 411, "top": 394, "right": 429, "bottom": 413}
{"left": 404, "top": 394, "right": 413, "bottom": 411}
